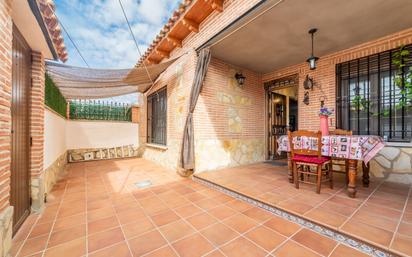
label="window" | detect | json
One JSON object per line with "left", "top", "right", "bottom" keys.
{"left": 147, "top": 88, "right": 167, "bottom": 145}
{"left": 336, "top": 46, "right": 412, "bottom": 142}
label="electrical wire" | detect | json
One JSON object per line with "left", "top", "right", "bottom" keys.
{"left": 118, "top": 0, "right": 155, "bottom": 86}
{"left": 47, "top": 6, "right": 90, "bottom": 67}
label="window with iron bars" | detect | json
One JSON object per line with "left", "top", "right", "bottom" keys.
{"left": 147, "top": 87, "right": 167, "bottom": 145}
{"left": 336, "top": 45, "right": 412, "bottom": 142}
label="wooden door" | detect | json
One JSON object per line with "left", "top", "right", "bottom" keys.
{"left": 267, "top": 92, "right": 287, "bottom": 160}
{"left": 11, "top": 25, "right": 31, "bottom": 234}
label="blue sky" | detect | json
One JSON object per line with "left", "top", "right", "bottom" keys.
{"left": 55, "top": 0, "right": 181, "bottom": 69}
{"left": 54, "top": 0, "right": 181, "bottom": 103}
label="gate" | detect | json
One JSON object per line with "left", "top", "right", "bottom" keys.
{"left": 10, "top": 25, "right": 31, "bottom": 234}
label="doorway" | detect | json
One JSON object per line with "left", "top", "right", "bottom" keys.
{"left": 10, "top": 25, "right": 31, "bottom": 235}
{"left": 265, "top": 74, "right": 298, "bottom": 160}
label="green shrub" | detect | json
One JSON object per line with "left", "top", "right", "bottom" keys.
{"left": 45, "top": 73, "right": 67, "bottom": 118}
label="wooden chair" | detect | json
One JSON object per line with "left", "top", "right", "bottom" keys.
{"left": 288, "top": 130, "right": 332, "bottom": 194}
{"left": 330, "top": 129, "right": 352, "bottom": 185}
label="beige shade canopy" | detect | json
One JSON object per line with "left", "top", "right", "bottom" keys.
{"left": 46, "top": 56, "right": 180, "bottom": 99}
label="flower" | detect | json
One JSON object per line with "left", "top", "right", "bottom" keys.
{"left": 319, "top": 107, "right": 334, "bottom": 116}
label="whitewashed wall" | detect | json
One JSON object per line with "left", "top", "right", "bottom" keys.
{"left": 44, "top": 108, "right": 67, "bottom": 169}
{"left": 44, "top": 108, "right": 139, "bottom": 168}
{"left": 66, "top": 120, "right": 139, "bottom": 149}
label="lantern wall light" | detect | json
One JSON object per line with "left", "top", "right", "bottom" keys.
{"left": 235, "top": 72, "right": 246, "bottom": 86}
{"left": 306, "top": 28, "right": 319, "bottom": 70}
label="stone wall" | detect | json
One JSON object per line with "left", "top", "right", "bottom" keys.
{"left": 44, "top": 152, "right": 67, "bottom": 195}
{"left": 68, "top": 145, "right": 142, "bottom": 163}
{"left": 369, "top": 147, "right": 412, "bottom": 179}
{"left": 0, "top": 207, "right": 12, "bottom": 257}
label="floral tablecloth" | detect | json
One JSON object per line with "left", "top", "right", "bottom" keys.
{"left": 277, "top": 135, "right": 385, "bottom": 163}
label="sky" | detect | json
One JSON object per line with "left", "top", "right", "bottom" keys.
{"left": 54, "top": 0, "right": 181, "bottom": 103}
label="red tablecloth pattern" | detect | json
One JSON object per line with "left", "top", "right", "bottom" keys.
{"left": 277, "top": 135, "right": 385, "bottom": 164}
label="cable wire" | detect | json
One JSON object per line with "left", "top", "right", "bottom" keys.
{"left": 118, "top": 0, "right": 155, "bottom": 86}
{"left": 48, "top": 6, "right": 90, "bottom": 67}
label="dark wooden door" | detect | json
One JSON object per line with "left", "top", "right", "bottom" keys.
{"left": 11, "top": 25, "right": 31, "bottom": 235}
{"left": 267, "top": 92, "right": 287, "bottom": 160}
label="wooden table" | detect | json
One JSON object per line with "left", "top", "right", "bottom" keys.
{"left": 278, "top": 135, "right": 385, "bottom": 198}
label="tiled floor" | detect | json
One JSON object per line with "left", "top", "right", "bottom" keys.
{"left": 195, "top": 162, "right": 412, "bottom": 257}
{"left": 11, "top": 158, "right": 371, "bottom": 257}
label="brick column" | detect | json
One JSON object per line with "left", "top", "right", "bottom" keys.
{"left": 0, "top": 1, "right": 14, "bottom": 256}
{"left": 131, "top": 105, "right": 140, "bottom": 123}
{"left": 30, "top": 51, "right": 45, "bottom": 212}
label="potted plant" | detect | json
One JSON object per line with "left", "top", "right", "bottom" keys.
{"left": 319, "top": 107, "right": 334, "bottom": 136}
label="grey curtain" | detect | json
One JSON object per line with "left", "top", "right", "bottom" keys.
{"left": 181, "top": 48, "right": 211, "bottom": 170}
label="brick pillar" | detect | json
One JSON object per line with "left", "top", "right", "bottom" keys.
{"left": 66, "top": 101, "right": 70, "bottom": 119}
{"left": 131, "top": 105, "right": 140, "bottom": 123}
{"left": 0, "top": 1, "right": 14, "bottom": 256}
{"left": 30, "top": 51, "right": 45, "bottom": 212}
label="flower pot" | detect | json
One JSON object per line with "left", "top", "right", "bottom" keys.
{"left": 320, "top": 115, "right": 329, "bottom": 136}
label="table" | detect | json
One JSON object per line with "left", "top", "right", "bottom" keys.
{"left": 277, "top": 135, "right": 385, "bottom": 198}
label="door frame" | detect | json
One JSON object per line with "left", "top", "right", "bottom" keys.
{"left": 11, "top": 24, "right": 32, "bottom": 235}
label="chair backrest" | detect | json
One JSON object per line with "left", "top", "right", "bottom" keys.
{"left": 288, "top": 130, "right": 322, "bottom": 158}
{"left": 333, "top": 129, "right": 353, "bottom": 136}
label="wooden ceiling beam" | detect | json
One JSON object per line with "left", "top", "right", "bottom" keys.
{"left": 182, "top": 18, "right": 199, "bottom": 33}
{"left": 155, "top": 49, "right": 170, "bottom": 59}
{"left": 210, "top": 0, "right": 223, "bottom": 12}
{"left": 166, "top": 36, "right": 182, "bottom": 47}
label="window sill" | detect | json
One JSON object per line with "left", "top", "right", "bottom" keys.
{"left": 385, "top": 141, "right": 412, "bottom": 148}
{"left": 146, "top": 143, "right": 168, "bottom": 150}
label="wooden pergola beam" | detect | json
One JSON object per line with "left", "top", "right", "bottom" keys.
{"left": 166, "top": 36, "right": 182, "bottom": 47}
{"left": 155, "top": 49, "right": 170, "bottom": 59}
{"left": 210, "top": 0, "right": 223, "bottom": 12}
{"left": 182, "top": 18, "right": 199, "bottom": 33}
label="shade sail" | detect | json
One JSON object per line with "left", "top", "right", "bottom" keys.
{"left": 45, "top": 56, "right": 180, "bottom": 99}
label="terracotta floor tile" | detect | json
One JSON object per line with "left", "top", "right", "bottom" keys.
{"left": 18, "top": 235, "right": 48, "bottom": 257}
{"left": 122, "top": 216, "right": 155, "bottom": 239}
{"left": 318, "top": 201, "right": 357, "bottom": 217}
{"left": 397, "top": 222, "right": 412, "bottom": 236}
{"left": 159, "top": 220, "right": 195, "bottom": 242}
{"left": 359, "top": 203, "right": 402, "bottom": 221}
{"left": 292, "top": 228, "right": 337, "bottom": 256}
{"left": 223, "top": 213, "right": 258, "bottom": 233}
{"left": 304, "top": 208, "right": 347, "bottom": 229}
{"left": 351, "top": 210, "right": 398, "bottom": 232}
{"left": 208, "top": 205, "right": 238, "bottom": 220}
{"left": 173, "top": 203, "right": 203, "bottom": 218}
{"left": 88, "top": 216, "right": 119, "bottom": 235}
{"left": 116, "top": 208, "right": 147, "bottom": 225}
{"left": 226, "top": 200, "right": 253, "bottom": 212}
{"left": 242, "top": 207, "right": 273, "bottom": 222}
{"left": 274, "top": 240, "right": 321, "bottom": 257}
{"left": 263, "top": 216, "right": 301, "bottom": 237}
{"left": 390, "top": 233, "right": 412, "bottom": 257}
{"left": 220, "top": 236, "right": 267, "bottom": 257}
{"left": 195, "top": 198, "right": 221, "bottom": 210}
{"left": 185, "top": 192, "right": 208, "bottom": 202}
{"left": 138, "top": 196, "right": 170, "bottom": 215}
{"left": 88, "top": 207, "right": 116, "bottom": 222}
{"left": 48, "top": 225, "right": 86, "bottom": 248}
{"left": 186, "top": 212, "right": 218, "bottom": 230}
{"left": 53, "top": 213, "right": 86, "bottom": 232}
{"left": 89, "top": 242, "right": 131, "bottom": 257}
{"left": 150, "top": 210, "right": 180, "bottom": 227}
{"left": 200, "top": 223, "right": 239, "bottom": 246}
{"left": 88, "top": 227, "right": 124, "bottom": 252}
{"left": 245, "top": 225, "right": 286, "bottom": 252}
{"left": 44, "top": 237, "right": 86, "bottom": 257}
{"left": 204, "top": 249, "right": 226, "bottom": 257}
{"left": 143, "top": 246, "right": 178, "bottom": 257}
{"left": 128, "top": 230, "right": 167, "bottom": 256}
{"left": 330, "top": 244, "right": 369, "bottom": 257}
{"left": 278, "top": 199, "right": 314, "bottom": 215}
{"left": 341, "top": 220, "right": 393, "bottom": 247}
{"left": 28, "top": 222, "right": 53, "bottom": 238}
{"left": 172, "top": 233, "right": 214, "bottom": 257}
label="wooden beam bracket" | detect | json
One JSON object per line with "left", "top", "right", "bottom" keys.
{"left": 182, "top": 18, "right": 199, "bottom": 33}
{"left": 166, "top": 36, "right": 182, "bottom": 48}
{"left": 155, "top": 49, "right": 170, "bottom": 59}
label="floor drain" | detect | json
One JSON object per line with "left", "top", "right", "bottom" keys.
{"left": 134, "top": 180, "right": 152, "bottom": 188}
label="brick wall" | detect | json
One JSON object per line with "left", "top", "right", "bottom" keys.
{"left": 263, "top": 28, "right": 412, "bottom": 131}
{"left": 30, "top": 51, "right": 45, "bottom": 211}
{"left": 0, "top": 0, "right": 13, "bottom": 214}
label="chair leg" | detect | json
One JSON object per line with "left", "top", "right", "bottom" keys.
{"left": 329, "top": 163, "right": 333, "bottom": 189}
{"left": 293, "top": 162, "right": 299, "bottom": 189}
{"left": 316, "top": 165, "right": 321, "bottom": 194}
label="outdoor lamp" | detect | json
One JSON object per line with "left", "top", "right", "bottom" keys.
{"left": 235, "top": 72, "right": 246, "bottom": 86}
{"left": 307, "top": 28, "right": 319, "bottom": 70}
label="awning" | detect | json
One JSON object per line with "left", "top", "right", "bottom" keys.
{"left": 46, "top": 56, "right": 180, "bottom": 99}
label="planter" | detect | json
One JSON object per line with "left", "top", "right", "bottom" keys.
{"left": 320, "top": 115, "right": 329, "bottom": 136}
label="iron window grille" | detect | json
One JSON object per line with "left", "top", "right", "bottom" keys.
{"left": 336, "top": 45, "right": 412, "bottom": 142}
{"left": 147, "top": 87, "right": 167, "bottom": 145}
